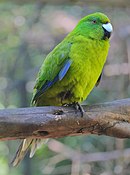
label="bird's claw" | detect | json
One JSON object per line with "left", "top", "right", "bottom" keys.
{"left": 63, "top": 102, "right": 84, "bottom": 117}
{"left": 73, "top": 102, "right": 84, "bottom": 117}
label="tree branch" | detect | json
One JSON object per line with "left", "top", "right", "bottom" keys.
{"left": 1, "top": 98, "right": 130, "bottom": 141}
{"left": 47, "top": 139, "right": 130, "bottom": 163}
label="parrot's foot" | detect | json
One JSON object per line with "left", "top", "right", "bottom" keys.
{"left": 73, "top": 102, "right": 84, "bottom": 117}
{"left": 63, "top": 102, "right": 84, "bottom": 117}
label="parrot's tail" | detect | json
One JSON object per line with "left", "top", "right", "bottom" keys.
{"left": 12, "top": 138, "right": 45, "bottom": 166}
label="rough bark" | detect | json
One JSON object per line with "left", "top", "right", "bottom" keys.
{"left": 0, "top": 98, "right": 130, "bottom": 141}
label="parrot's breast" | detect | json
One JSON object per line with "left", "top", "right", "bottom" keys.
{"left": 65, "top": 37, "right": 109, "bottom": 103}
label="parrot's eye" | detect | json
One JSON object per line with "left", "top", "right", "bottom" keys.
{"left": 92, "top": 20, "right": 97, "bottom": 24}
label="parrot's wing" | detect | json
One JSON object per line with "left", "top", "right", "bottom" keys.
{"left": 96, "top": 72, "right": 102, "bottom": 87}
{"left": 31, "top": 42, "right": 72, "bottom": 104}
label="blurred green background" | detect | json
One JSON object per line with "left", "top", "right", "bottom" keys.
{"left": 0, "top": 1, "right": 130, "bottom": 175}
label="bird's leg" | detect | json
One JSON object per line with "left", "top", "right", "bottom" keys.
{"left": 72, "top": 102, "right": 84, "bottom": 117}
{"left": 60, "top": 92, "right": 67, "bottom": 105}
{"left": 62, "top": 102, "right": 84, "bottom": 117}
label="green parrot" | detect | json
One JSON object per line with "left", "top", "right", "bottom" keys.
{"left": 12, "top": 12, "right": 113, "bottom": 166}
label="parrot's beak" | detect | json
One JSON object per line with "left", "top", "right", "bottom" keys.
{"left": 102, "top": 23, "right": 113, "bottom": 39}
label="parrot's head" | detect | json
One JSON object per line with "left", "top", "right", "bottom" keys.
{"left": 75, "top": 12, "right": 113, "bottom": 40}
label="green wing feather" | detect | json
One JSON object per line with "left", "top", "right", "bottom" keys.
{"left": 31, "top": 41, "right": 72, "bottom": 105}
